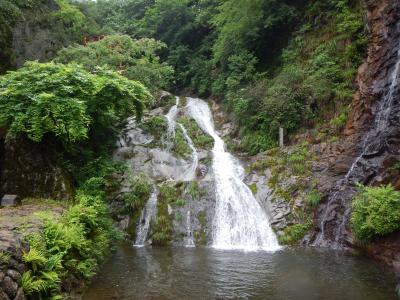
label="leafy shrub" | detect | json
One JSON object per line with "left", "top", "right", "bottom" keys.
{"left": 286, "top": 142, "right": 313, "bottom": 175}
{"left": 21, "top": 166, "right": 122, "bottom": 298}
{"left": 240, "top": 132, "right": 277, "bottom": 155}
{"left": 0, "top": 62, "right": 151, "bottom": 148}
{"left": 123, "top": 176, "right": 151, "bottom": 210}
{"left": 55, "top": 35, "right": 174, "bottom": 92}
{"left": 278, "top": 223, "right": 312, "bottom": 245}
{"left": 351, "top": 185, "right": 400, "bottom": 242}
{"left": 140, "top": 116, "right": 168, "bottom": 138}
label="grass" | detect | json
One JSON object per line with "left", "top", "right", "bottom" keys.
{"left": 305, "top": 190, "right": 322, "bottom": 207}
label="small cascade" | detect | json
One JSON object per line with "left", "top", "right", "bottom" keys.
{"left": 185, "top": 210, "right": 195, "bottom": 247}
{"left": 178, "top": 124, "right": 198, "bottom": 181}
{"left": 134, "top": 190, "right": 158, "bottom": 247}
{"left": 186, "top": 97, "right": 280, "bottom": 251}
{"left": 165, "top": 96, "right": 180, "bottom": 137}
{"left": 163, "top": 96, "right": 198, "bottom": 181}
{"left": 314, "top": 44, "right": 400, "bottom": 248}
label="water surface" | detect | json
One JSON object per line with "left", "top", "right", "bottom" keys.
{"left": 84, "top": 245, "right": 398, "bottom": 300}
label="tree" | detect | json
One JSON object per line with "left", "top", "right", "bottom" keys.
{"left": 55, "top": 34, "right": 173, "bottom": 92}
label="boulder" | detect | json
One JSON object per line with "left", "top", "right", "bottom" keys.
{"left": 1, "top": 195, "right": 21, "bottom": 207}
{"left": 1, "top": 276, "right": 17, "bottom": 299}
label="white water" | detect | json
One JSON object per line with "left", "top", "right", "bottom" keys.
{"left": 134, "top": 190, "right": 158, "bottom": 247}
{"left": 315, "top": 44, "right": 400, "bottom": 247}
{"left": 164, "top": 96, "right": 198, "bottom": 181}
{"left": 185, "top": 210, "right": 195, "bottom": 247}
{"left": 165, "top": 96, "right": 180, "bottom": 137}
{"left": 186, "top": 97, "right": 280, "bottom": 251}
{"left": 178, "top": 123, "right": 199, "bottom": 181}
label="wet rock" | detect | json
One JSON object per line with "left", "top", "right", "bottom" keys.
{"left": 5, "top": 270, "right": 20, "bottom": 282}
{"left": 1, "top": 135, "right": 73, "bottom": 200}
{"left": 0, "top": 290, "right": 10, "bottom": 300}
{"left": 1, "top": 276, "right": 17, "bottom": 299}
{"left": 14, "top": 288, "right": 25, "bottom": 300}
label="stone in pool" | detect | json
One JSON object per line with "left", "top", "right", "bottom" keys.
{"left": 1, "top": 195, "right": 21, "bottom": 207}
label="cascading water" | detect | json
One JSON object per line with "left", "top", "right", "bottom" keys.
{"left": 165, "top": 96, "right": 180, "bottom": 138}
{"left": 313, "top": 44, "right": 400, "bottom": 248}
{"left": 186, "top": 97, "right": 280, "bottom": 251}
{"left": 178, "top": 123, "right": 198, "bottom": 181}
{"left": 185, "top": 210, "right": 195, "bottom": 247}
{"left": 134, "top": 189, "right": 158, "bottom": 247}
{"left": 133, "top": 96, "right": 199, "bottom": 246}
{"left": 163, "top": 96, "right": 198, "bottom": 181}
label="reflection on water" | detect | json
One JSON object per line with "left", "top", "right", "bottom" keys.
{"left": 84, "top": 244, "right": 398, "bottom": 300}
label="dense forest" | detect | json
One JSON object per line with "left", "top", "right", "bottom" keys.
{"left": 1, "top": 0, "right": 400, "bottom": 299}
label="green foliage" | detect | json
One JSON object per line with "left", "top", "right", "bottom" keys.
{"left": 151, "top": 183, "right": 185, "bottom": 245}
{"left": 172, "top": 126, "right": 191, "bottom": 158}
{"left": 0, "top": 250, "right": 10, "bottom": 265}
{"left": 187, "top": 182, "right": 200, "bottom": 200}
{"left": 351, "top": 184, "right": 400, "bottom": 242}
{"left": 178, "top": 116, "right": 214, "bottom": 150}
{"left": 278, "top": 222, "right": 312, "bottom": 245}
{"left": 22, "top": 179, "right": 119, "bottom": 298}
{"left": 305, "top": 190, "right": 322, "bottom": 207}
{"left": 55, "top": 35, "right": 174, "bottom": 92}
{"left": 249, "top": 183, "right": 258, "bottom": 196}
{"left": 194, "top": 210, "right": 207, "bottom": 245}
{"left": 0, "top": 62, "right": 151, "bottom": 148}
{"left": 53, "top": 0, "right": 85, "bottom": 32}
{"left": 140, "top": 116, "right": 168, "bottom": 138}
{"left": 0, "top": 0, "right": 97, "bottom": 73}
{"left": 286, "top": 142, "right": 314, "bottom": 175}
{"left": 123, "top": 176, "right": 151, "bottom": 210}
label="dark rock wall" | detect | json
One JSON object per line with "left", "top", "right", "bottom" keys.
{"left": 12, "top": 0, "right": 61, "bottom": 68}
{"left": 308, "top": 0, "right": 400, "bottom": 270}
{"left": 0, "top": 136, "right": 73, "bottom": 200}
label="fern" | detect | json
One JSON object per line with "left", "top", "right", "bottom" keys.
{"left": 22, "top": 248, "right": 47, "bottom": 273}
{"left": 0, "top": 251, "right": 10, "bottom": 264}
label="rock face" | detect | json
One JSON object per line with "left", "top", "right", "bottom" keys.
{"left": 11, "top": 0, "right": 74, "bottom": 68}
{"left": 111, "top": 99, "right": 217, "bottom": 246}
{"left": 0, "top": 136, "right": 73, "bottom": 200}
{"left": 307, "top": 0, "right": 400, "bottom": 265}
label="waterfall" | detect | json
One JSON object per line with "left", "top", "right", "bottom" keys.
{"left": 186, "top": 97, "right": 280, "bottom": 251}
{"left": 134, "top": 190, "right": 158, "bottom": 247}
{"left": 185, "top": 210, "right": 195, "bottom": 247}
{"left": 314, "top": 45, "right": 400, "bottom": 247}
